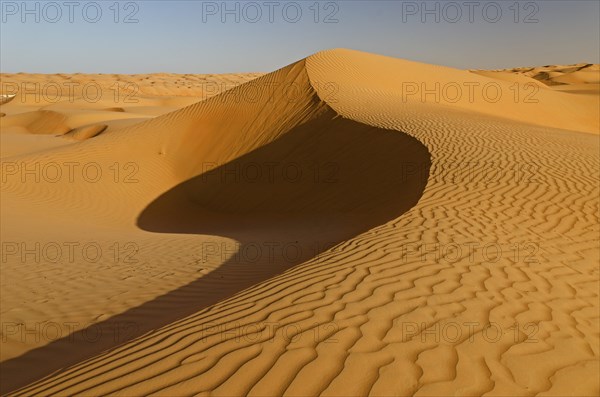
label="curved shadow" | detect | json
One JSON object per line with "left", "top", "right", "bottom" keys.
{"left": 1, "top": 112, "right": 431, "bottom": 394}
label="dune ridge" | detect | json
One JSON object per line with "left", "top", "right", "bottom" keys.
{"left": 1, "top": 49, "right": 598, "bottom": 396}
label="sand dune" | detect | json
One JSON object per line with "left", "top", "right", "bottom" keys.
{"left": 0, "top": 73, "right": 257, "bottom": 158}
{"left": 63, "top": 124, "right": 108, "bottom": 141}
{"left": 0, "top": 94, "right": 16, "bottom": 105}
{"left": 473, "top": 63, "right": 600, "bottom": 96}
{"left": 1, "top": 49, "right": 598, "bottom": 396}
{"left": 489, "top": 63, "right": 600, "bottom": 86}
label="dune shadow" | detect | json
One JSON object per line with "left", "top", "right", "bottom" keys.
{"left": 1, "top": 112, "right": 431, "bottom": 394}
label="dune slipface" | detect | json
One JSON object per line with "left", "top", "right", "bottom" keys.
{"left": 0, "top": 49, "right": 598, "bottom": 396}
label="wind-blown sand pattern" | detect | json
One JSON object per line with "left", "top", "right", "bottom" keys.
{"left": 1, "top": 49, "right": 599, "bottom": 396}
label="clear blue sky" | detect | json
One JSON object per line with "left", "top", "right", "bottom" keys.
{"left": 1, "top": 0, "right": 598, "bottom": 73}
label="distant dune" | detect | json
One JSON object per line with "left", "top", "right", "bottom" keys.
{"left": 1, "top": 49, "right": 598, "bottom": 396}
{"left": 472, "top": 63, "right": 600, "bottom": 95}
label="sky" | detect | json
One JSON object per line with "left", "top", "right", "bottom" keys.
{"left": 1, "top": 0, "right": 599, "bottom": 73}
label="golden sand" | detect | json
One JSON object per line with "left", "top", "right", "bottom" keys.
{"left": 1, "top": 49, "right": 598, "bottom": 396}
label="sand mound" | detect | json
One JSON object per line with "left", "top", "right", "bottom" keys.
{"left": 0, "top": 110, "right": 71, "bottom": 135}
{"left": 63, "top": 124, "right": 108, "bottom": 141}
{"left": 0, "top": 94, "right": 16, "bottom": 105}
{"left": 1, "top": 49, "right": 598, "bottom": 396}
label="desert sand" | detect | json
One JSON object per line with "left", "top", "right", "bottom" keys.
{"left": 0, "top": 49, "right": 598, "bottom": 396}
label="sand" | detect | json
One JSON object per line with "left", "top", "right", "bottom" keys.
{"left": 1, "top": 49, "right": 598, "bottom": 396}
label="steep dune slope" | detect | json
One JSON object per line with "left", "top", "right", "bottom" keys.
{"left": 1, "top": 49, "right": 598, "bottom": 396}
